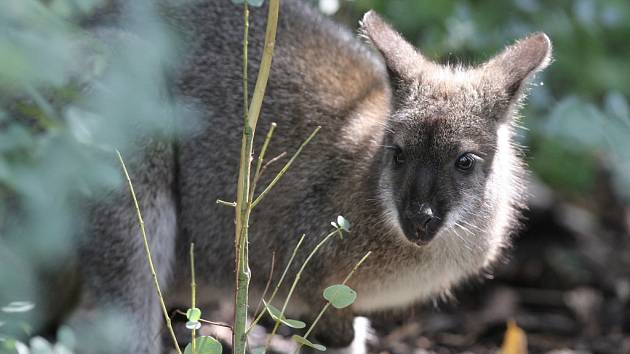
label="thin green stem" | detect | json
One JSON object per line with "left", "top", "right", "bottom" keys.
{"left": 252, "top": 126, "right": 321, "bottom": 208}
{"left": 233, "top": 1, "right": 280, "bottom": 353}
{"left": 252, "top": 251, "right": 276, "bottom": 320}
{"left": 250, "top": 122, "right": 277, "bottom": 197}
{"left": 116, "top": 150, "right": 182, "bottom": 354}
{"left": 296, "top": 252, "right": 372, "bottom": 354}
{"left": 190, "top": 243, "right": 197, "bottom": 353}
{"left": 233, "top": 3, "right": 251, "bottom": 352}
{"left": 262, "top": 229, "right": 339, "bottom": 353}
{"left": 242, "top": 2, "right": 249, "bottom": 123}
{"left": 246, "top": 234, "right": 305, "bottom": 333}
{"left": 246, "top": 0, "right": 280, "bottom": 132}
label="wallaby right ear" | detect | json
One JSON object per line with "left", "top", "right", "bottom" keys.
{"left": 359, "top": 11, "right": 425, "bottom": 82}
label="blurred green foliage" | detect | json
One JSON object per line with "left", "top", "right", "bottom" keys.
{"left": 333, "top": 0, "right": 630, "bottom": 201}
{"left": 0, "top": 0, "right": 195, "bottom": 347}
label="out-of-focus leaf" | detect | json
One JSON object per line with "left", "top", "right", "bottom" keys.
{"left": 183, "top": 336, "right": 222, "bottom": 354}
{"left": 186, "top": 321, "right": 201, "bottom": 330}
{"left": 248, "top": 0, "right": 265, "bottom": 7}
{"left": 499, "top": 320, "right": 528, "bottom": 354}
{"left": 291, "top": 335, "right": 326, "bottom": 351}
{"left": 186, "top": 307, "right": 202, "bottom": 322}
{"left": 263, "top": 301, "right": 306, "bottom": 329}
{"left": 1, "top": 301, "right": 35, "bottom": 313}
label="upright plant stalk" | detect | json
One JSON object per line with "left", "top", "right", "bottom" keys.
{"left": 116, "top": 150, "right": 182, "bottom": 354}
{"left": 190, "top": 243, "right": 197, "bottom": 353}
{"left": 233, "top": 1, "right": 280, "bottom": 354}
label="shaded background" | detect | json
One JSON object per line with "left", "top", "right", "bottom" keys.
{"left": 1, "top": 0, "right": 629, "bottom": 353}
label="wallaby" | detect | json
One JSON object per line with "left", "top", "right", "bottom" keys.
{"left": 69, "top": 0, "right": 552, "bottom": 353}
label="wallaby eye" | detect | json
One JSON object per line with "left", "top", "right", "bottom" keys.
{"left": 386, "top": 145, "right": 405, "bottom": 166}
{"left": 455, "top": 153, "right": 476, "bottom": 171}
{"left": 393, "top": 146, "right": 405, "bottom": 166}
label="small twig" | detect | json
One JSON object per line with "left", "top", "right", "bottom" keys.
{"left": 252, "top": 126, "right": 321, "bottom": 208}
{"left": 251, "top": 122, "right": 278, "bottom": 196}
{"left": 296, "top": 252, "right": 372, "bottom": 354}
{"left": 262, "top": 229, "right": 338, "bottom": 353}
{"left": 253, "top": 251, "right": 276, "bottom": 318}
{"left": 247, "top": 234, "right": 305, "bottom": 333}
{"left": 116, "top": 150, "right": 182, "bottom": 354}
{"left": 174, "top": 310, "right": 233, "bottom": 330}
{"left": 190, "top": 243, "right": 197, "bottom": 353}
{"left": 153, "top": 310, "right": 179, "bottom": 342}
{"left": 216, "top": 199, "right": 237, "bottom": 207}
{"left": 255, "top": 151, "right": 287, "bottom": 185}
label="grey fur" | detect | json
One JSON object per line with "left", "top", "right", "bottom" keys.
{"left": 71, "top": 1, "right": 551, "bottom": 353}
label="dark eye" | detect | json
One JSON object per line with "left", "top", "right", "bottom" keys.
{"left": 391, "top": 145, "right": 405, "bottom": 166}
{"left": 455, "top": 153, "right": 476, "bottom": 171}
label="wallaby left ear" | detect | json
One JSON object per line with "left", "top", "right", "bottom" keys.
{"left": 359, "top": 10, "right": 426, "bottom": 82}
{"left": 483, "top": 32, "right": 552, "bottom": 98}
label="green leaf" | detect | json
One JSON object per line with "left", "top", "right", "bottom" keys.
{"left": 283, "top": 318, "right": 307, "bottom": 329}
{"left": 263, "top": 301, "right": 306, "bottom": 329}
{"left": 291, "top": 335, "right": 326, "bottom": 351}
{"left": 184, "top": 336, "right": 222, "bottom": 354}
{"left": 56, "top": 326, "right": 76, "bottom": 350}
{"left": 186, "top": 307, "right": 202, "bottom": 322}
{"left": 1, "top": 301, "right": 35, "bottom": 313}
{"left": 336, "top": 215, "right": 351, "bottom": 232}
{"left": 323, "top": 284, "right": 357, "bottom": 309}
{"left": 184, "top": 343, "right": 192, "bottom": 354}
{"left": 247, "top": 0, "right": 265, "bottom": 6}
{"left": 186, "top": 321, "right": 201, "bottom": 330}
{"left": 250, "top": 348, "right": 266, "bottom": 354}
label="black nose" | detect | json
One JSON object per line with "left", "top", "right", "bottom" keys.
{"left": 417, "top": 204, "right": 435, "bottom": 231}
{"left": 406, "top": 203, "right": 440, "bottom": 244}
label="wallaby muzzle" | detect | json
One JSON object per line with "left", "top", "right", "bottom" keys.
{"left": 402, "top": 201, "right": 443, "bottom": 245}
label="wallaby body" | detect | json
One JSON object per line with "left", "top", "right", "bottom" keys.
{"left": 72, "top": 1, "right": 551, "bottom": 353}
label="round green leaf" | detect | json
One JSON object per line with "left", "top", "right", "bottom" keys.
{"left": 186, "top": 307, "right": 202, "bottom": 322}
{"left": 291, "top": 335, "right": 326, "bottom": 351}
{"left": 336, "top": 215, "right": 351, "bottom": 232}
{"left": 184, "top": 336, "right": 222, "bottom": 354}
{"left": 323, "top": 284, "right": 357, "bottom": 309}
{"left": 186, "top": 321, "right": 201, "bottom": 330}
{"left": 263, "top": 301, "right": 306, "bottom": 329}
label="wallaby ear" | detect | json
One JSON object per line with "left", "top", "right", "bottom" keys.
{"left": 483, "top": 32, "right": 552, "bottom": 98}
{"left": 359, "top": 11, "right": 425, "bottom": 82}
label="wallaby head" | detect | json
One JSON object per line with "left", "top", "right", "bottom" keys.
{"left": 359, "top": 12, "right": 551, "bottom": 251}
